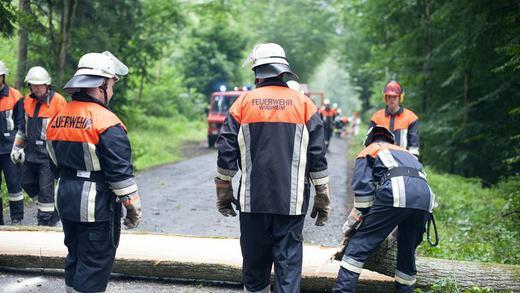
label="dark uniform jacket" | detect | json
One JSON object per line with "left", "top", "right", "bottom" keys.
{"left": 0, "top": 85, "right": 23, "bottom": 154}
{"left": 216, "top": 81, "right": 328, "bottom": 216}
{"left": 15, "top": 90, "right": 67, "bottom": 162}
{"left": 370, "top": 107, "right": 420, "bottom": 157}
{"left": 352, "top": 141, "right": 435, "bottom": 214}
{"left": 46, "top": 93, "right": 137, "bottom": 222}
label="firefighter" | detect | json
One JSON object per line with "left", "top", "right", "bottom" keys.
{"left": 46, "top": 51, "right": 141, "bottom": 293}
{"left": 0, "top": 60, "right": 24, "bottom": 225}
{"left": 216, "top": 43, "right": 330, "bottom": 293}
{"left": 320, "top": 99, "right": 336, "bottom": 149}
{"left": 333, "top": 125, "right": 435, "bottom": 293}
{"left": 10, "top": 66, "right": 66, "bottom": 226}
{"left": 370, "top": 80, "right": 420, "bottom": 158}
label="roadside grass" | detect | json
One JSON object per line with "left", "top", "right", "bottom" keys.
{"left": 418, "top": 171, "right": 519, "bottom": 265}
{"left": 128, "top": 116, "right": 206, "bottom": 171}
{"left": 346, "top": 123, "right": 519, "bottom": 265}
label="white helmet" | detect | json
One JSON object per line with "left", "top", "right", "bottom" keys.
{"left": 333, "top": 103, "right": 338, "bottom": 109}
{"left": 323, "top": 99, "right": 331, "bottom": 105}
{"left": 243, "top": 43, "right": 298, "bottom": 81}
{"left": 0, "top": 60, "right": 8, "bottom": 75}
{"left": 245, "top": 43, "right": 289, "bottom": 69}
{"left": 64, "top": 51, "right": 128, "bottom": 94}
{"left": 25, "top": 66, "right": 51, "bottom": 85}
{"left": 74, "top": 51, "right": 128, "bottom": 80}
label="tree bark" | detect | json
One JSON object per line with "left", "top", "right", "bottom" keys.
{"left": 15, "top": 0, "right": 30, "bottom": 89}
{"left": 421, "top": 0, "right": 432, "bottom": 114}
{"left": 365, "top": 240, "right": 520, "bottom": 291}
{"left": 57, "top": 0, "right": 77, "bottom": 85}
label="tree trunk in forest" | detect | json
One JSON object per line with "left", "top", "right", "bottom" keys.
{"left": 15, "top": 0, "right": 30, "bottom": 89}
{"left": 421, "top": 0, "right": 432, "bottom": 114}
{"left": 57, "top": 0, "right": 78, "bottom": 85}
{"left": 365, "top": 240, "right": 520, "bottom": 291}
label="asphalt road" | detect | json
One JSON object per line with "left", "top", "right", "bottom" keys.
{"left": 134, "top": 136, "right": 350, "bottom": 246}
{"left": 0, "top": 136, "right": 351, "bottom": 292}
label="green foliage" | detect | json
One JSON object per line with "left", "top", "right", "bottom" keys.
{"left": 336, "top": 0, "right": 520, "bottom": 184}
{"left": 417, "top": 172, "right": 520, "bottom": 264}
{"left": 179, "top": 3, "right": 249, "bottom": 97}
{"left": 128, "top": 116, "right": 205, "bottom": 171}
{"left": 0, "top": 0, "right": 16, "bottom": 37}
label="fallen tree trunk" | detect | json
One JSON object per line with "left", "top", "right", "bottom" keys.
{"left": 1, "top": 227, "right": 517, "bottom": 292}
{"left": 0, "top": 228, "right": 394, "bottom": 293}
{"left": 365, "top": 240, "right": 520, "bottom": 291}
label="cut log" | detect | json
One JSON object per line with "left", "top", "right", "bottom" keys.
{"left": 0, "top": 227, "right": 393, "bottom": 293}
{"left": 365, "top": 240, "right": 520, "bottom": 291}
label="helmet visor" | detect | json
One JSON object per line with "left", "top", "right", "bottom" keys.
{"left": 102, "top": 51, "right": 128, "bottom": 77}
{"left": 63, "top": 75, "right": 106, "bottom": 94}
{"left": 253, "top": 63, "right": 299, "bottom": 81}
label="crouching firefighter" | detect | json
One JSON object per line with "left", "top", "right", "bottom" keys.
{"left": 333, "top": 125, "right": 437, "bottom": 293}
{"left": 46, "top": 51, "right": 142, "bottom": 293}
{"left": 215, "top": 43, "right": 330, "bottom": 293}
{"left": 11, "top": 66, "right": 66, "bottom": 226}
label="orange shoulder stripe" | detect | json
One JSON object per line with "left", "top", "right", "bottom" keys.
{"left": 47, "top": 101, "right": 124, "bottom": 144}
{"left": 0, "top": 88, "right": 23, "bottom": 112}
{"left": 393, "top": 108, "right": 419, "bottom": 130}
{"left": 357, "top": 142, "right": 410, "bottom": 158}
{"left": 370, "top": 109, "right": 389, "bottom": 128}
{"left": 231, "top": 86, "right": 316, "bottom": 125}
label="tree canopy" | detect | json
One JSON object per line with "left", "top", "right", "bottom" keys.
{"left": 0, "top": 0, "right": 517, "bottom": 183}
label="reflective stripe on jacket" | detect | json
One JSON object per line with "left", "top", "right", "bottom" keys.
{"left": 46, "top": 93, "right": 137, "bottom": 222}
{"left": 370, "top": 107, "right": 420, "bottom": 156}
{"left": 216, "top": 81, "right": 328, "bottom": 215}
{"left": 353, "top": 142, "right": 434, "bottom": 213}
{"left": 0, "top": 85, "right": 23, "bottom": 154}
{"left": 16, "top": 90, "right": 67, "bottom": 162}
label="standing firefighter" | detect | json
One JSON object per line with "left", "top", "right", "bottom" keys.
{"left": 46, "top": 51, "right": 142, "bottom": 293}
{"left": 320, "top": 99, "right": 336, "bottom": 150}
{"left": 215, "top": 43, "right": 330, "bottom": 293}
{"left": 333, "top": 126, "right": 436, "bottom": 293}
{"left": 0, "top": 60, "right": 24, "bottom": 225}
{"left": 12, "top": 66, "right": 66, "bottom": 226}
{"left": 370, "top": 81, "right": 420, "bottom": 158}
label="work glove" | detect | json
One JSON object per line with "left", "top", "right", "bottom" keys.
{"left": 215, "top": 177, "right": 238, "bottom": 217}
{"left": 119, "top": 193, "right": 142, "bottom": 229}
{"left": 10, "top": 145, "right": 25, "bottom": 165}
{"left": 311, "top": 183, "right": 330, "bottom": 226}
{"left": 332, "top": 208, "right": 364, "bottom": 261}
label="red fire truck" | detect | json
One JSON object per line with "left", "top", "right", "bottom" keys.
{"left": 206, "top": 89, "right": 245, "bottom": 147}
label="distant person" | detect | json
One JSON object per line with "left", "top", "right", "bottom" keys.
{"left": 370, "top": 81, "right": 419, "bottom": 158}
{"left": 215, "top": 43, "right": 330, "bottom": 293}
{"left": 350, "top": 111, "right": 360, "bottom": 137}
{"left": 11, "top": 66, "right": 66, "bottom": 226}
{"left": 0, "top": 60, "right": 23, "bottom": 225}
{"left": 333, "top": 125, "right": 435, "bottom": 293}
{"left": 320, "top": 99, "right": 336, "bottom": 150}
{"left": 46, "top": 51, "right": 141, "bottom": 293}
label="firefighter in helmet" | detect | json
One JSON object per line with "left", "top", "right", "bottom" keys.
{"left": 215, "top": 43, "right": 330, "bottom": 293}
{"left": 370, "top": 81, "right": 420, "bottom": 158}
{"left": 12, "top": 66, "right": 66, "bottom": 226}
{"left": 333, "top": 125, "right": 436, "bottom": 293}
{"left": 0, "top": 60, "right": 24, "bottom": 225}
{"left": 46, "top": 51, "right": 142, "bottom": 293}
